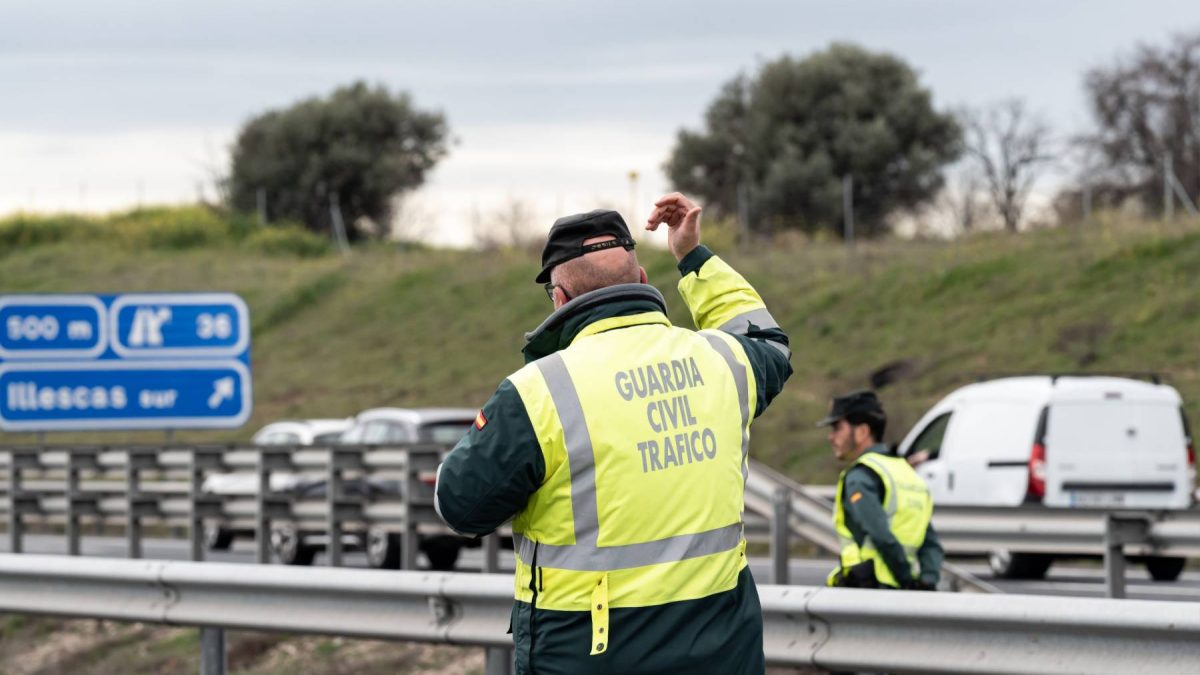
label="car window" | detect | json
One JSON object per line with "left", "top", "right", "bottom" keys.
{"left": 421, "top": 422, "right": 472, "bottom": 444}
{"left": 313, "top": 431, "right": 344, "bottom": 445}
{"left": 909, "top": 412, "right": 952, "bottom": 461}
{"left": 340, "top": 424, "right": 365, "bottom": 444}
{"left": 257, "top": 430, "right": 300, "bottom": 445}
{"left": 361, "top": 421, "right": 392, "bottom": 444}
{"left": 381, "top": 422, "right": 415, "bottom": 443}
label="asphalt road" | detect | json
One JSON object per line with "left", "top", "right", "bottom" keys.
{"left": 3, "top": 533, "right": 1198, "bottom": 603}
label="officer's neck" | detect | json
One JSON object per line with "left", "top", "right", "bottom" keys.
{"left": 845, "top": 442, "right": 884, "bottom": 463}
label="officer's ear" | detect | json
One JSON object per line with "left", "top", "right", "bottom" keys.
{"left": 638, "top": 266, "right": 648, "bottom": 284}
{"left": 853, "top": 423, "right": 872, "bottom": 446}
{"left": 553, "top": 285, "right": 571, "bottom": 309}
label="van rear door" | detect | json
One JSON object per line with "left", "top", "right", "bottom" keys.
{"left": 1043, "top": 399, "right": 1191, "bottom": 508}
{"left": 937, "top": 400, "right": 1041, "bottom": 506}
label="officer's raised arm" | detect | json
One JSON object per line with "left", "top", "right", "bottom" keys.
{"left": 650, "top": 193, "right": 792, "bottom": 418}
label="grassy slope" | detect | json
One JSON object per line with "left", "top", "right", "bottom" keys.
{"left": 2, "top": 214, "right": 1199, "bottom": 484}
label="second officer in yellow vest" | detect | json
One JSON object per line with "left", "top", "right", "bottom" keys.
{"left": 436, "top": 193, "right": 792, "bottom": 674}
{"left": 818, "top": 391, "right": 943, "bottom": 590}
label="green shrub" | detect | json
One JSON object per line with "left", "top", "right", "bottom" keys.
{"left": 0, "top": 213, "right": 95, "bottom": 253}
{"left": 244, "top": 225, "right": 331, "bottom": 258}
{"left": 0, "top": 206, "right": 340, "bottom": 255}
{"left": 107, "top": 206, "right": 231, "bottom": 250}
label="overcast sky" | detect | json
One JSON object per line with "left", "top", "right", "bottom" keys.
{"left": 2, "top": 1, "right": 1197, "bottom": 244}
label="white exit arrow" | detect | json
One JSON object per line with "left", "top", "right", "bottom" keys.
{"left": 208, "top": 377, "right": 235, "bottom": 409}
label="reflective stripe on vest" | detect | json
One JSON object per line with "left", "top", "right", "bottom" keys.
{"left": 833, "top": 452, "right": 933, "bottom": 587}
{"left": 717, "top": 308, "right": 791, "bottom": 359}
{"left": 516, "top": 336, "right": 751, "bottom": 573}
{"left": 701, "top": 332, "right": 750, "bottom": 486}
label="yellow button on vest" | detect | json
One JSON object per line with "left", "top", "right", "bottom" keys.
{"left": 590, "top": 573, "right": 609, "bottom": 656}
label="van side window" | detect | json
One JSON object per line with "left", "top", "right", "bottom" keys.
{"left": 909, "top": 413, "right": 952, "bottom": 461}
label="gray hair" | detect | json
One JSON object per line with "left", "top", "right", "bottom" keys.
{"left": 550, "top": 245, "right": 640, "bottom": 298}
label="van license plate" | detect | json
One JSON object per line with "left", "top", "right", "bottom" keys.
{"left": 1072, "top": 492, "right": 1126, "bottom": 507}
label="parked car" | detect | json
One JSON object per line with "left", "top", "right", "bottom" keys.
{"left": 202, "top": 418, "right": 353, "bottom": 550}
{"left": 269, "top": 407, "right": 477, "bottom": 569}
{"left": 898, "top": 375, "right": 1195, "bottom": 581}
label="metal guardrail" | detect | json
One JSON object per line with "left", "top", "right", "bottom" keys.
{"left": 0, "top": 554, "right": 1196, "bottom": 675}
{"left": 931, "top": 504, "right": 1200, "bottom": 557}
{"left": 0, "top": 443, "right": 450, "bottom": 567}
{"left": 0, "top": 444, "right": 1190, "bottom": 595}
{"left": 790, "top": 482, "right": 1200, "bottom": 557}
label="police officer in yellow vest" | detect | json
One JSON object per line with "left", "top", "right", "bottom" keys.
{"left": 436, "top": 193, "right": 792, "bottom": 674}
{"left": 818, "top": 391, "right": 942, "bottom": 590}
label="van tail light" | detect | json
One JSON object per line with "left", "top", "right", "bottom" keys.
{"left": 1187, "top": 443, "right": 1196, "bottom": 485}
{"left": 1027, "top": 443, "right": 1046, "bottom": 500}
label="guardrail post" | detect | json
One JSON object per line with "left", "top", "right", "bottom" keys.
{"left": 327, "top": 447, "right": 343, "bottom": 568}
{"left": 1104, "top": 513, "right": 1151, "bottom": 599}
{"left": 256, "top": 449, "right": 271, "bottom": 565}
{"left": 484, "top": 534, "right": 500, "bottom": 573}
{"left": 7, "top": 450, "right": 22, "bottom": 554}
{"left": 126, "top": 449, "right": 142, "bottom": 559}
{"left": 483, "top": 531, "right": 513, "bottom": 675}
{"left": 189, "top": 449, "right": 206, "bottom": 562}
{"left": 200, "top": 627, "right": 227, "bottom": 675}
{"left": 484, "top": 648, "right": 514, "bottom": 675}
{"left": 401, "top": 448, "right": 419, "bottom": 570}
{"left": 66, "top": 451, "right": 82, "bottom": 556}
{"left": 771, "top": 487, "right": 790, "bottom": 585}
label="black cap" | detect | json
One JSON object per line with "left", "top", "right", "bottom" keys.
{"left": 815, "top": 390, "right": 885, "bottom": 427}
{"left": 535, "top": 209, "right": 636, "bottom": 283}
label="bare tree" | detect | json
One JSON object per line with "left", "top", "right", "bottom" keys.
{"left": 389, "top": 194, "right": 437, "bottom": 243}
{"left": 961, "top": 99, "right": 1056, "bottom": 232}
{"left": 1083, "top": 31, "right": 1200, "bottom": 212}
{"left": 939, "top": 161, "right": 990, "bottom": 234}
{"left": 470, "top": 197, "right": 540, "bottom": 250}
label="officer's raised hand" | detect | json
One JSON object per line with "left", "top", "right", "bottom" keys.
{"left": 645, "top": 192, "right": 702, "bottom": 261}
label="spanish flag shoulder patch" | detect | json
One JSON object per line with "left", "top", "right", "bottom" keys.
{"left": 474, "top": 410, "right": 488, "bottom": 430}
{"left": 849, "top": 491, "right": 863, "bottom": 504}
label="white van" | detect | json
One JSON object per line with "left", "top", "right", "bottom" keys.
{"left": 898, "top": 375, "right": 1195, "bottom": 579}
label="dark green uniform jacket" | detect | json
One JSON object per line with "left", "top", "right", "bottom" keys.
{"left": 840, "top": 444, "right": 944, "bottom": 586}
{"left": 436, "top": 246, "right": 792, "bottom": 675}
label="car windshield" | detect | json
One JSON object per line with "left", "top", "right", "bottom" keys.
{"left": 340, "top": 425, "right": 366, "bottom": 444}
{"left": 313, "top": 431, "right": 345, "bottom": 444}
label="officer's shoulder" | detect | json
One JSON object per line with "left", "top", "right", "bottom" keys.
{"left": 508, "top": 360, "right": 545, "bottom": 390}
{"left": 845, "top": 463, "right": 882, "bottom": 484}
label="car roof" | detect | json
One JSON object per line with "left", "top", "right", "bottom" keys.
{"left": 352, "top": 407, "right": 477, "bottom": 427}
{"left": 944, "top": 376, "right": 1181, "bottom": 406}
{"left": 252, "top": 418, "right": 354, "bottom": 443}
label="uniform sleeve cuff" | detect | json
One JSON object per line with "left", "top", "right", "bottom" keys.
{"left": 677, "top": 245, "right": 715, "bottom": 276}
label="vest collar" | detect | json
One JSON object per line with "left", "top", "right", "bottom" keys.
{"left": 862, "top": 443, "right": 890, "bottom": 457}
{"left": 522, "top": 283, "right": 668, "bottom": 363}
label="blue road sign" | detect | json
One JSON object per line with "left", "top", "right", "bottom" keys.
{"left": 0, "top": 295, "right": 107, "bottom": 359}
{"left": 0, "top": 361, "right": 251, "bottom": 430}
{"left": 0, "top": 293, "right": 251, "bottom": 432}
{"left": 111, "top": 293, "right": 248, "bottom": 358}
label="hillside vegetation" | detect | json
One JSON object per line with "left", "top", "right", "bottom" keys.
{"left": 2, "top": 207, "right": 1199, "bottom": 483}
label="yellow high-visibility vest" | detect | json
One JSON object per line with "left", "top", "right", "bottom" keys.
{"left": 831, "top": 452, "right": 933, "bottom": 588}
{"left": 507, "top": 310, "right": 756, "bottom": 656}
